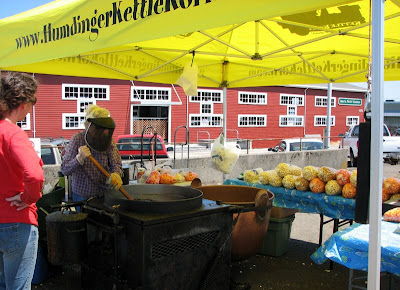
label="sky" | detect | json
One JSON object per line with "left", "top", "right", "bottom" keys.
{"left": 0, "top": 0, "right": 56, "bottom": 19}
{"left": 1, "top": 1, "right": 400, "bottom": 100}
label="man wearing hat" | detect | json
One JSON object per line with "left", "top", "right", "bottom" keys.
{"left": 61, "top": 105, "right": 123, "bottom": 203}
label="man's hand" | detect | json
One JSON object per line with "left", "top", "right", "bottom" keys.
{"left": 5, "top": 193, "right": 29, "bottom": 211}
{"left": 107, "top": 173, "right": 123, "bottom": 191}
{"left": 76, "top": 145, "right": 91, "bottom": 164}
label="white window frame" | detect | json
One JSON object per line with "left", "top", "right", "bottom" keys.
{"left": 77, "top": 99, "right": 96, "bottom": 114}
{"left": 189, "top": 114, "right": 223, "bottom": 127}
{"left": 190, "top": 89, "right": 223, "bottom": 103}
{"left": 314, "top": 115, "right": 336, "bottom": 126}
{"left": 131, "top": 86, "right": 171, "bottom": 103}
{"left": 238, "top": 91, "right": 267, "bottom": 105}
{"left": 280, "top": 94, "right": 304, "bottom": 106}
{"left": 346, "top": 116, "right": 360, "bottom": 126}
{"left": 62, "top": 84, "right": 110, "bottom": 100}
{"left": 200, "top": 102, "right": 213, "bottom": 114}
{"left": 279, "top": 115, "right": 304, "bottom": 127}
{"left": 17, "top": 113, "right": 31, "bottom": 130}
{"left": 287, "top": 106, "right": 297, "bottom": 115}
{"left": 238, "top": 114, "right": 267, "bottom": 127}
{"left": 315, "top": 96, "right": 336, "bottom": 107}
{"left": 62, "top": 113, "right": 86, "bottom": 130}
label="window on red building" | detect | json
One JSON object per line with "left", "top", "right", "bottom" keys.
{"left": 314, "top": 115, "right": 335, "bottom": 126}
{"left": 346, "top": 116, "right": 360, "bottom": 126}
{"left": 315, "top": 96, "right": 336, "bottom": 107}
{"left": 238, "top": 115, "right": 267, "bottom": 127}
{"left": 238, "top": 91, "right": 267, "bottom": 105}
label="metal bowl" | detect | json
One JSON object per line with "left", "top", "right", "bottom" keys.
{"left": 104, "top": 184, "right": 203, "bottom": 213}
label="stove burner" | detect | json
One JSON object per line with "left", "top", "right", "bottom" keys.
{"left": 83, "top": 197, "right": 232, "bottom": 289}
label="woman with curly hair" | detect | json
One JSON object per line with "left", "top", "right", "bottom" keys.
{"left": 0, "top": 72, "right": 44, "bottom": 290}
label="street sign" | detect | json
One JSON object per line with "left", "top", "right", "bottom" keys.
{"left": 338, "top": 98, "right": 362, "bottom": 106}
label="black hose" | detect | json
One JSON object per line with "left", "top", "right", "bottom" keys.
{"left": 199, "top": 213, "right": 240, "bottom": 290}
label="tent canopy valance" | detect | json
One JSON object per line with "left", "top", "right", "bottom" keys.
{"left": 1, "top": 0, "right": 399, "bottom": 88}
{"left": 0, "top": 1, "right": 396, "bottom": 288}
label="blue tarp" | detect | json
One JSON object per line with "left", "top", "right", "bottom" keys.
{"left": 311, "top": 221, "right": 400, "bottom": 275}
{"left": 224, "top": 178, "right": 355, "bottom": 220}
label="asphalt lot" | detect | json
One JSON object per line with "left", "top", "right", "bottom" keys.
{"left": 33, "top": 163, "right": 400, "bottom": 289}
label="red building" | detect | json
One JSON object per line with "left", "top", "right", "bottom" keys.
{"left": 19, "top": 74, "right": 366, "bottom": 148}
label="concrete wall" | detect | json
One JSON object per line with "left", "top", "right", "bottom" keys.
{"left": 141, "top": 148, "right": 348, "bottom": 185}
{"left": 43, "top": 165, "right": 61, "bottom": 193}
{"left": 43, "top": 149, "right": 348, "bottom": 188}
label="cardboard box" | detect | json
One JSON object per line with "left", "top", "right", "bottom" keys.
{"left": 270, "top": 206, "right": 298, "bottom": 218}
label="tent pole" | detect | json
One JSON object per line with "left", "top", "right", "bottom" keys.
{"left": 222, "top": 86, "right": 227, "bottom": 182}
{"left": 324, "top": 83, "right": 332, "bottom": 149}
{"left": 223, "top": 86, "right": 227, "bottom": 138}
{"left": 222, "top": 60, "right": 228, "bottom": 139}
{"left": 368, "top": 0, "right": 384, "bottom": 289}
{"left": 221, "top": 60, "right": 228, "bottom": 182}
{"left": 255, "top": 21, "right": 260, "bottom": 57}
{"left": 303, "top": 88, "right": 308, "bottom": 137}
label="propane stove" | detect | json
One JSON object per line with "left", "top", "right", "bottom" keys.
{"left": 81, "top": 197, "right": 233, "bottom": 290}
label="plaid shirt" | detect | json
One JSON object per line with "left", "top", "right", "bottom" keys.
{"left": 61, "top": 132, "right": 122, "bottom": 198}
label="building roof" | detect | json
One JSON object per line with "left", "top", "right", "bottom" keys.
{"left": 284, "top": 83, "right": 368, "bottom": 93}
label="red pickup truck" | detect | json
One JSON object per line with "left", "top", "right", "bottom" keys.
{"left": 115, "top": 134, "right": 169, "bottom": 159}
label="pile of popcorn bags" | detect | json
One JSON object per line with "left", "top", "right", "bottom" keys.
{"left": 243, "top": 163, "right": 400, "bottom": 202}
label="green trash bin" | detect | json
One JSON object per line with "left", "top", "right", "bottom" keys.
{"left": 258, "top": 214, "right": 295, "bottom": 257}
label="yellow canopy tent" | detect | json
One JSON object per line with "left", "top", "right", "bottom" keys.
{"left": 0, "top": 0, "right": 399, "bottom": 87}
{"left": 0, "top": 1, "right": 398, "bottom": 288}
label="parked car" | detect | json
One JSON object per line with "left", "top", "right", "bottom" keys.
{"left": 115, "top": 134, "right": 169, "bottom": 159}
{"left": 40, "top": 141, "right": 63, "bottom": 165}
{"left": 341, "top": 124, "right": 400, "bottom": 166}
{"left": 40, "top": 137, "right": 69, "bottom": 156}
{"left": 392, "top": 128, "right": 400, "bottom": 136}
{"left": 268, "top": 138, "right": 324, "bottom": 153}
{"left": 30, "top": 138, "right": 63, "bottom": 165}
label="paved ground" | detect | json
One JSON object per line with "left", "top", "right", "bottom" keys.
{"left": 33, "top": 213, "right": 353, "bottom": 290}
{"left": 33, "top": 212, "right": 400, "bottom": 290}
{"left": 32, "top": 163, "right": 400, "bottom": 289}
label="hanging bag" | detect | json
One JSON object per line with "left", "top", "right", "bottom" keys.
{"left": 211, "top": 133, "right": 240, "bottom": 174}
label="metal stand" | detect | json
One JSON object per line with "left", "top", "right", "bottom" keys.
{"left": 173, "top": 125, "right": 190, "bottom": 169}
{"left": 319, "top": 215, "right": 353, "bottom": 270}
{"left": 129, "top": 160, "right": 143, "bottom": 181}
{"left": 140, "top": 126, "right": 158, "bottom": 168}
{"left": 65, "top": 175, "right": 72, "bottom": 202}
{"left": 348, "top": 269, "right": 395, "bottom": 290}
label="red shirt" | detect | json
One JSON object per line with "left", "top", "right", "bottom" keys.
{"left": 0, "top": 120, "right": 44, "bottom": 226}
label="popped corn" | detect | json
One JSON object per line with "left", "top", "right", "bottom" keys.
{"left": 342, "top": 183, "right": 356, "bottom": 199}
{"left": 276, "top": 163, "right": 291, "bottom": 178}
{"left": 350, "top": 170, "right": 357, "bottom": 187}
{"left": 295, "top": 176, "right": 309, "bottom": 191}
{"left": 282, "top": 175, "right": 297, "bottom": 189}
{"left": 309, "top": 178, "right": 325, "bottom": 193}
{"left": 302, "top": 166, "right": 319, "bottom": 181}
{"left": 267, "top": 170, "right": 283, "bottom": 187}
{"left": 325, "top": 180, "right": 342, "bottom": 195}
{"left": 317, "top": 166, "right": 337, "bottom": 183}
